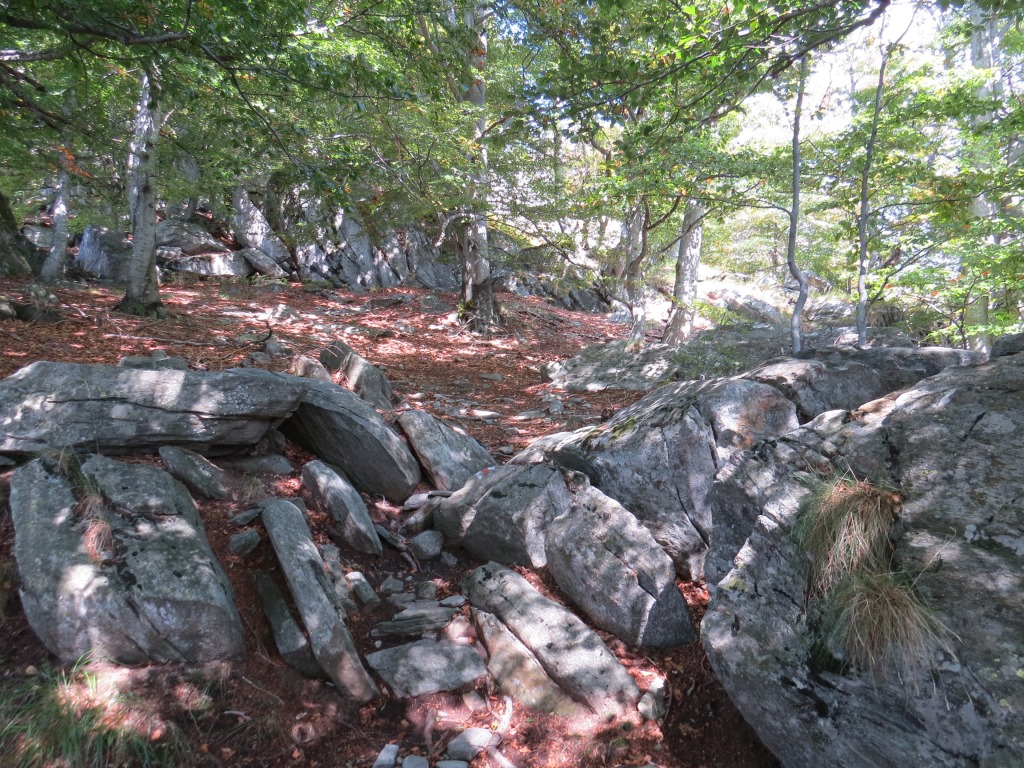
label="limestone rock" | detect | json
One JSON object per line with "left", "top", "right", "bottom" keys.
{"left": 397, "top": 410, "right": 494, "bottom": 491}
{"left": 10, "top": 456, "right": 243, "bottom": 664}
{"left": 463, "top": 562, "right": 640, "bottom": 718}
{"left": 366, "top": 639, "right": 486, "bottom": 698}
{"left": 0, "top": 362, "right": 307, "bottom": 458}
{"left": 262, "top": 500, "right": 378, "bottom": 702}
{"left": 302, "top": 460, "right": 382, "bottom": 555}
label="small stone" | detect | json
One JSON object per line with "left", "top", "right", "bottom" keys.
{"left": 249, "top": 351, "right": 273, "bottom": 366}
{"left": 440, "top": 552, "right": 459, "bottom": 568}
{"left": 375, "top": 525, "right": 407, "bottom": 551}
{"left": 498, "top": 445, "right": 515, "bottom": 456}
{"left": 446, "top": 728, "right": 498, "bottom": 761}
{"left": 480, "top": 373, "right": 504, "bottom": 382}
{"left": 371, "top": 743, "right": 400, "bottom": 768}
{"left": 403, "top": 492, "right": 431, "bottom": 512}
{"left": 461, "top": 690, "right": 486, "bottom": 713}
{"left": 228, "top": 529, "right": 261, "bottom": 556}
{"left": 345, "top": 572, "right": 382, "bottom": 609}
{"left": 24, "top": 665, "right": 38, "bottom": 677}
{"left": 402, "top": 756, "right": 429, "bottom": 768}
{"left": 416, "top": 581, "right": 439, "bottom": 600}
{"left": 440, "top": 595, "right": 467, "bottom": 608}
{"left": 380, "top": 576, "right": 406, "bottom": 596}
{"left": 229, "top": 508, "right": 262, "bottom": 526}
{"left": 436, "top": 762, "right": 469, "bottom": 768}
{"left": 387, "top": 593, "right": 417, "bottom": 608}
{"left": 409, "top": 530, "right": 444, "bottom": 560}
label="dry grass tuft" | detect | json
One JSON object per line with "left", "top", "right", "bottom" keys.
{"left": 823, "top": 571, "right": 953, "bottom": 679}
{"left": 794, "top": 475, "right": 900, "bottom": 595}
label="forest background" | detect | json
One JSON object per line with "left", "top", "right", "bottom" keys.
{"left": 1, "top": 0, "right": 1022, "bottom": 353}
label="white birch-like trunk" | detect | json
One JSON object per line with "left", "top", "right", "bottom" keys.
{"left": 787, "top": 57, "right": 810, "bottom": 354}
{"left": 663, "top": 199, "right": 704, "bottom": 345}
{"left": 40, "top": 153, "right": 70, "bottom": 282}
{"left": 116, "top": 69, "right": 165, "bottom": 317}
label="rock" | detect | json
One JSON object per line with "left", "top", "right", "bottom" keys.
{"left": 159, "top": 445, "right": 232, "bottom": 500}
{"left": 302, "top": 460, "right": 382, "bottom": 555}
{"left": 637, "top": 677, "right": 667, "bottom": 721}
{"left": 255, "top": 572, "right": 323, "bottom": 678}
{"left": 74, "top": 225, "right": 131, "bottom": 282}
{"left": 229, "top": 508, "right": 263, "bottom": 526}
{"left": 346, "top": 572, "right": 382, "bottom": 609}
{"left": 232, "top": 186, "right": 292, "bottom": 268}
{"left": 445, "top": 728, "right": 499, "bottom": 761}
{"left": 440, "top": 464, "right": 571, "bottom": 568}
{"left": 415, "top": 581, "right": 438, "bottom": 600}
{"left": 441, "top": 595, "right": 466, "bottom": 608}
{"left": 371, "top": 744, "right": 400, "bottom": 768}
{"left": 436, "top": 762, "right": 469, "bottom": 768}
{"left": 473, "top": 609, "right": 577, "bottom": 714}
{"left": 748, "top": 346, "right": 984, "bottom": 422}
{"left": 240, "top": 247, "right": 288, "bottom": 278}
{"left": 371, "top": 602, "right": 458, "bottom": 637}
{"left": 992, "top": 332, "right": 1024, "bottom": 359}
{"left": 155, "top": 219, "right": 230, "bottom": 255}
{"left": 319, "top": 339, "right": 394, "bottom": 410}
{"left": 542, "top": 340, "right": 684, "bottom": 392}
{"left": 261, "top": 500, "right": 378, "bottom": 702}
{"left": 366, "top": 639, "right": 486, "bottom": 698}
{"left": 546, "top": 482, "right": 695, "bottom": 647}
{"left": 463, "top": 562, "right": 640, "bottom": 718}
{"left": 380, "top": 576, "right": 406, "bottom": 596}
{"left": 118, "top": 353, "right": 189, "bottom": 371}
{"left": 319, "top": 544, "right": 358, "bottom": 613}
{"left": 402, "top": 756, "right": 429, "bottom": 768}
{"left": 432, "top": 466, "right": 520, "bottom": 544}
{"left": 10, "top": 456, "right": 243, "bottom": 664}
{"left": 408, "top": 530, "right": 444, "bottom": 561}
{"left": 290, "top": 356, "right": 334, "bottom": 383}
{"left": 517, "top": 378, "right": 796, "bottom": 580}
{"left": 397, "top": 410, "right": 494, "bottom": 491}
{"left": 0, "top": 363, "right": 307, "bottom": 458}
{"left": 216, "top": 454, "right": 295, "bottom": 475}
{"left": 702, "top": 354, "right": 1024, "bottom": 768}
{"left": 238, "top": 371, "right": 420, "bottom": 502}
{"left": 707, "top": 286, "right": 785, "bottom": 325}
{"left": 162, "top": 251, "right": 254, "bottom": 277}
{"left": 229, "top": 529, "right": 262, "bottom": 556}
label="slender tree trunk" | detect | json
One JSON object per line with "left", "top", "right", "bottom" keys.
{"left": 622, "top": 201, "right": 649, "bottom": 350}
{"left": 0, "top": 189, "right": 32, "bottom": 278}
{"left": 457, "top": 4, "right": 497, "bottom": 330}
{"left": 40, "top": 152, "right": 71, "bottom": 282}
{"left": 855, "top": 46, "right": 892, "bottom": 347}
{"left": 663, "top": 199, "right": 705, "bottom": 345}
{"left": 115, "top": 69, "right": 166, "bottom": 318}
{"left": 787, "top": 57, "right": 810, "bottom": 354}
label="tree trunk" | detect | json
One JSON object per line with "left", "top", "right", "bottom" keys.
{"left": 622, "top": 200, "right": 648, "bottom": 350}
{"left": 787, "top": 57, "right": 810, "bottom": 354}
{"left": 115, "top": 69, "right": 166, "bottom": 318}
{"left": 0, "top": 189, "right": 32, "bottom": 278}
{"left": 40, "top": 152, "right": 71, "bottom": 282}
{"left": 663, "top": 199, "right": 704, "bottom": 345}
{"left": 457, "top": 4, "right": 498, "bottom": 330}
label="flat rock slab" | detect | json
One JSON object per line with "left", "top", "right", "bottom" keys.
{"left": 397, "top": 410, "right": 494, "bottom": 491}
{"left": 547, "top": 483, "right": 695, "bottom": 647}
{"left": 255, "top": 572, "right": 323, "bottom": 678}
{"left": 240, "top": 371, "right": 420, "bottom": 502}
{"left": 262, "top": 500, "right": 378, "bottom": 702}
{"left": 10, "top": 456, "right": 243, "bottom": 664}
{"left": 371, "top": 602, "right": 458, "bottom": 637}
{"left": 366, "top": 639, "right": 486, "bottom": 698}
{"left": 463, "top": 562, "right": 640, "bottom": 718}
{"left": 302, "top": 460, "right": 382, "bottom": 555}
{"left": 0, "top": 362, "right": 308, "bottom": 457}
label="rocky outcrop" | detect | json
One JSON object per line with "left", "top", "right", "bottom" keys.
{"left": 541, "top": 340, "right": 685, "bottom": 392}
{"left": 397, "top": 410, "right": 494, "bottom": 491}
{"left": 74, "top": 225, "right": 132, "bottom": 281}
{"left": 0, "top": 362, "right": 307, "bottom": 457}
{"left": 9, "top": 456, "right": 243, "bottom": 664}
{"left": 702, "top": 353, "right": 1024, "bottom": 768}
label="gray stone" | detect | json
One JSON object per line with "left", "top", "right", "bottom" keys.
{"left": 440, "top": 595, "right": 466, "bottom": 608}
{"left": 366, "top": 639, "right": 486, "bottom": 698}
{"left": 402, "top": 756, "right": 429, "bottom": 768}
{"left": 546, "top": 482, "right": 695, "bottom": 647}
{"left": 229, "top": 529, "right": 262, "bottom": 556}
{"left": 371, "top": 743, "right": 400, "bottom": 768}
{"left": 261, "top": 500, "right": 378, "bottom": 702}
{"left": 318, "top": 544, "right": 358, "bottom": 613}
{"left": 409, "top": 530, "right": 444, "bottom": 561}
{"left": 992, "top": 332, "right": 1024, "bottom": 359}
{"left": 118, "top": 354, "right": 189, "bottom": 371}
{"left": 397, "top": 410, "right": 494, "bottom": 491}
{"left": 637, "top": 676, "right": 667, "bottom": 720}
{"left": 375, "top": 525, "right": 407, "bottom": 551}
{"left": 239, "top": 247, "right": 288, "bottom": 278}
{"left": 302, "top": 460, "right": 382, "bottom": 555}
{"left": 473, "top": 609, "right": 577, "bottom": 714}
{"left": 155, "top": 219, "right": 230, "bottom": 254}
{"left": 446, "top": 728, "right": 499, "bottom": 761}
{"left": 290, "top": 355, "right": 334, "bottom": 383}
{"left": 703, "top": 353, "right": 1024, "bottom": 768}
{"left": 463, "top": 562, "right": 640, "bottom": 718}
{"left": 255, "top": 572, "right": 323, "bottom": 678}
{"left": 380, "top": 576, "right": 406, "bottom": 596}
{"left": 163, "top": 251, "right": 254, "bottom": 277}
{"left": 10, "top": 456, "right": 243, "bottom": 664}
{"left": 416, "top": 581, "right": 439, "bottom": 600}
{"left": 436, "top": 762, "right": 469, "bottom": 768}
{"left": 216, "top": 454, "right": 295, "bottom": 476}
{"left": 75, "top": 225, "right": 131, "bottom": 282}
{"left": 346, "top": 571, "right": 382, "bottom": 609}
{"left": 159, "top": 445, "right": 232, "bottom": 500}
{"left": 238, "top": 371, "right": 419, "bottom": 502}
{"left": 372, "top": 602, "right": 458, "bottom": 637}
{"left": 232, "top": 186, "right": 292, "bottom": 268}
{"left": 229, "top": 508, "right": 263, "bottom": 526}
{"left": 0, "top": 363, "right": 307, "bottom": 458}
{"left": 319, "top": 339, "right": 394, "bottom": 410}
{"left": 542, "top": 340, "right": 684, "bottom": 392}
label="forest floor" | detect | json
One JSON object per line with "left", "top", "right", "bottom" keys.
{"left": 0, "top": 274, "right": 780, "bottom": 768}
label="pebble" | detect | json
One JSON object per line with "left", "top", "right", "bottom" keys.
{"left": 402, "top": 756, "right": 429, "bottom": 768}
{"left": 446, "top": 728, "right": 498, "bottom": 761}
{"left": 371, "top": 744, "right": 399, "bottom": 768}
{"left": 228, "top": 529, "right": 261, "bottom": 556}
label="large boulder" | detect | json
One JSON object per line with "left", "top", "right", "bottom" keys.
{"left": 0, "top": 362, "right": 307, "bottom": 458}
{"left": 516, "top": 377, "right": 796, "bottom": 580}
{"left": 237, "top": 371, "right": 420, "bottom": 502}
{"left": 748, "top": 346, "right": 983, "bottom": 422}
{"left": 463, "top": 562, "right": 640, "bottom": 719}
{"left": 546, "top": 481, "right": 695, "bottom": 648}
{"left": 232, "top": 186, "right": 292, "bottom": 269}
{"left": 161, "top": 251, "right": 254, "bottom": 277}
{"left": 319, "top": 339, "right": 394, "bottom": 410}
{"left": 541, "top": 340, "right": 685, "bottom": 392}
{"left": 155, "top": 219, "right": 230, "bottom": 254}
{"left": 10, "top": 456, "right": 243, "bottom": 664}
{"left": 397, "top": 409, "right": 494, "bottom": 491}
{"left": 702, "top": 353, "right": 1024, "bottom": 768}
{"left": 301, "top": 460, "right": 382, "bottom": 555}
{"left": 74, "top": 225, "right": 131, "bottom": 282}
